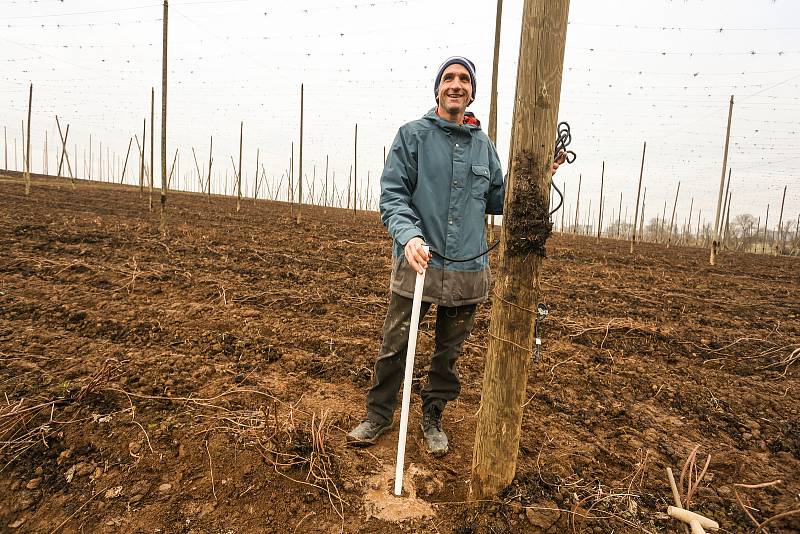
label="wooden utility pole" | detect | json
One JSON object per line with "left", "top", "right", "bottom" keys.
{"left": 596, "top": 161, "right": 604, "bottom": 241}
{"left": 719, "top": 169, "right": 731, "bottom": 245}
{"left": 253, "top": 148, "right": 260, "bottom": 202}
{"left": 487, "top": 0, "right": 503, "bottom": 240}
{"left": 667, "top": 182, "right": 680, "bottom": 248}
{"left": 297, "top": 83, "right": 304, "bottom": 224}
{"left": 723, "top": 192, "right": 732, "bottom": 248}
{"left": 237, "top": 121, "right": 243, "bottom": 212}
{"left": 24, "top": 83, "right": 32, "bottom": 194}
{"left": 776, "top": 185, "right": 787, "bottom": 254}
{"left": 150, "top": 87, "right": 155, "bottom": 211}
{"left": 324, "top": 154, "right": 329, "bottom": 210}
{"left": 639, "top": 187, "right": 647, "bottom": 242}
{"left": 207, "top": 135, "right": 213, "bottom": 200}
{"left": 471, "top": 0, "right": 570, "bottom": 500}
{"left": 353, "top": 123, "right": 358, "bottom": 217}
{"left": 120, "top": 137, "right": 133, "bottom": 184}
{"left": 573, "top": 174, "right": 581, "bottom": 234}
{"left": 630, "top": 141, "right": 646, "bottom": 252}
{"left": 55, "top": 117, "right": 73, "bottom": 179}
{"left": 711, "top": 95, "right": 734, "bottom": 265}
{"left": 159, "top": 0, "right": 168, "bottom": 233}
{"left": 139, "top": 119, "right": 146, "bottom": 195}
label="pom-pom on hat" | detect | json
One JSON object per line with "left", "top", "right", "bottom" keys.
{"left": 434, "top": 56, "right": 477, "bottom": 103}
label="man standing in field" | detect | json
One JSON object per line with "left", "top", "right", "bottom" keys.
{"left": 347, "top": 56, "right": 561, "bottom": 456}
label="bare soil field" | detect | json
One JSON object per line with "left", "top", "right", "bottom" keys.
{"left": 1, "top": 172, "right": 798, "bottom": 533}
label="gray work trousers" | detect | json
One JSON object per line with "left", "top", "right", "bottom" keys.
{"left": 365, "top": 291, "right": 477, "bottom": 425}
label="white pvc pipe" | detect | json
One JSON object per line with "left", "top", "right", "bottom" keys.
{"left": 393, "top": 245, "right": 428, "bottom": 496}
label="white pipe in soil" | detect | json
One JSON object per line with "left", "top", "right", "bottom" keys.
{"left": 394, "top": 245, "right": 428, "bottom": 497}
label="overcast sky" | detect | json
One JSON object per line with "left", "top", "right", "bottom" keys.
{"left": 2, "top": 0, "right": 799, "bottom": 232}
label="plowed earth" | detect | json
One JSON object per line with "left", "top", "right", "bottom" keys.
{"left": 1, "top": 173, "right": 798, "bottom": 533}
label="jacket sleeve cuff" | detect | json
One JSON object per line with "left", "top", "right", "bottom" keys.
{"left": 396, "top": 227, "right": 424, "bottom": 247}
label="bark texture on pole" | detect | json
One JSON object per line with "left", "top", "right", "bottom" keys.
{"left": 159, "top": 1, "right": 168, "bottom": 234}
{"left": 470, "top": 0, "right": 569, "bottom": 500}
{"left": 630, "top": 141, "right": 646, "bottom": 252}
{"left": 711, "top": 95, "right": 734, "bottom": 265}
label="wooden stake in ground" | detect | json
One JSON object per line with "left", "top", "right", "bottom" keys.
{"left": 597, "top": 161, "right": 604, "bottom": 241}
{"left": 776, "top": 184, "right": 787, "bottom": 254}
{"left": 297, "top": 83, "right": 304, "bottom": 224}
{"left": 710, "top": 95, "right": 734, "bottom": 265}
{"left": 630, "top": 141, "right": 646, "bottom": 252}
{"left": 573, "top": 173, "right": 581, "bottom": 234}
{"left": 470, "top": 0, "right": 570, "bottom": 500}
{"left": 55, "top": 116, "right": 73, "bottom": 180}
{"left": 140, "top": 118, "right": 146, "bottom": 195}
{"left": 205, "top": 136, "right": 213, "bottom": 199}
{"left": 120, "top": 137, "right": 133, "bottom": 184}
{"left": 353, "top": 123, "right": 358, "bottom": 217}
{"left": 237, "top": 121, "right": 243, "bottom": 212}
{"left": 159, "top": 1, "right": 169, "bottom": 234}
{"left": 24, "top": 83, "right": 32, "bottom": 194}
{"left": 667, "top": 181, "right": 681, "bottom": 248}
{"left": 150, "top": 87, "right": 155, "bottom": 212}
{"left": 487, "top": 0, "right": 503, "bottom": 241}
{"left": 252, "top": 148, "right": 260, "bottom": 202}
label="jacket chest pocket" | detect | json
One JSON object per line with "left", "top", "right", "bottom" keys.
{"left": 471, "top": 164, "right": 490, "bottom": 199}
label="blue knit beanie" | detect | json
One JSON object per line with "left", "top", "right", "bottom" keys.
{"left": 434, "top": 56, "right": 477, "bottom": 103}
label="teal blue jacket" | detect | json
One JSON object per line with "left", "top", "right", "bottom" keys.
{"left": 379, "top": 108, "right": 505, "bottom": 306}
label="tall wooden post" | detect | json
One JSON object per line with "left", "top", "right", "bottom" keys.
{"left": 776, "top": 185, "right": 787, "bottom": 254}
{"left": 596, "top": 161, "right": 604, "bottom": 241}
{"left": 711, "top": 95, "right": 734, "bottom": 265}
{"left": 487, "top": 0, "right": 503, "bottom": 241}
{"left": 617, "top": 192, "right": 622, "bottom": 238}
{"left": 253, "top": 148, "right": 260, "bottom": 202}
{"left": 289, "top": 144, "right": 294, "bottom": 211}
{"left": 140, "top": 119, "right": 146, "bottom": 195}
{"left": 719, "top": 169, "right": 731, "bottom": 246}
{"left": 630, "top": 141, "right": 646, "bottom": 252}
{"left": 207, "top": 135, "right": 213, "bottom": 200}
{"left": 121, "top": 138, "right": 133, "bottom": 184}
{"left": 639, "top": 187, "right": 647, "bottom": 242}
{"left": 324, "top": 155, "right": 329, "bottom": 210}
{"left": 353, "top": 123, "right": 358, "bottom": 217}
{"left": 297, "top": 83, "right": 304, "bottom": 224}
{"left": 723, "top": 192, "right": 732, "bottom": 248}
{"left": 159, "top": 0, "right": 168, "bottom": 233}
{"left": 150, "top": 87, "right": 155, "bottom": 211}
{"left": 24, "top": 83, "right": 32, "bottom": 194}
{"left": 763, "top": 205, "right": 770, "bottom": 254}
{"left": 667, "top": 181, "right": 681, "bottom": 248}
{"left": 573, "top": 173, "right": 581, "bottom": 234}
{"left": 237, "top": 121, "right": 243, "bottom": 212}
{"left": 471, "top": 0, "right": 570, "bottom": 500}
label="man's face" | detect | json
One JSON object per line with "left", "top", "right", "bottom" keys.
{"left": 437, "top": 63, "right": 472, "bottom": 116}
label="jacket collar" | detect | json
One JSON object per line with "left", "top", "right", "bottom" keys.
{"left": 424, "top": 107, "right": 482, "bottom": 132}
